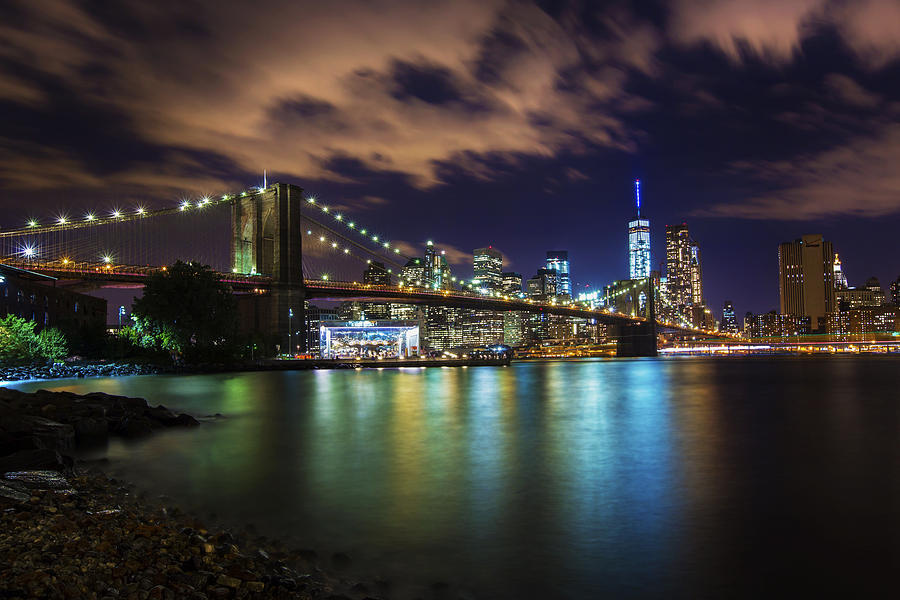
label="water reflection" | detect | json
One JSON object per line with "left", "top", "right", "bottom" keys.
{"left": 9, "top": 357, "right": 900, "bottom": 598}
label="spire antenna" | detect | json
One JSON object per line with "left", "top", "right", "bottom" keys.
{"left": 635, "top": 179, "right": 641, "bottom": 217}
{"left": 263, "top": 169, "right": 267, "bottom": 188}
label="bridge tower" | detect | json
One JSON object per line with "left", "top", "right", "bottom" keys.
{"left": 231, "top": 183, "right": 305, "bottom": 354}
{"left": 614, "top": 276, "right": 658, "bottom": 357}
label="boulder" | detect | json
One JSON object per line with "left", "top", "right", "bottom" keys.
{"left": 0, "top": 479, "right": 30, "bottom": 505}
{"left": 173, "top": 413, "right": 199, "bottom": 427}
{"left": 0, "top": 431, "right": 45, "bottom": 455}
{"left": 0, "top": 448, "right": 70, "bottom": 473}
{"left": 116, "top": 417, "right": 154, "bottom": 438}
{"left": 73, "top": 416, "right": 109, "bottom": 442}
{"left": 145, "top": 405, "right": 179, "bottom": 426}
{"left": 0, "top": 414, "right": 75, "bottom": 451}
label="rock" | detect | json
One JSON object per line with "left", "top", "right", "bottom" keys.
{"left": 116, "top": 417, "right": 154, "bottom": 438}
{"left": 0, "top": 431, "right": 45, "bottom": 455}
{"left": 145, "top": 406, "right": 179, "bottom": 426}
{"left": 73, "top": 417, "right": 109, "bottom": 441}
{"left": 245, "top": 581, "right": 265, "bottom": 593}
{"left": 0, "top": 479, "right": 30, "bottom": 503}
{"left": 174, "top": 414, "right": 200, "bottom": 427}
{"left": 0, "top": 414, "right": 75, "bottom": 451}
{"left": 0, "top": 449, "right": 70, "bottom": 473}
{"left": 217, "top": 574, "right": 241, "bottom": 588}
{"left": 4, "top": 469, "right": 76, "bottom": 493}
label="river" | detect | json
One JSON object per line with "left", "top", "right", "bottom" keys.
{"left": 6, "top": 356, "right": 900, "bottom": 598}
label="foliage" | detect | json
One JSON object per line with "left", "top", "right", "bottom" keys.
{"left": 37, "top": 327, "right": 69, "bottom": 361}
{"left": 130, "top": 261, "right": 239, "bottom": 363}
{"left": 0, "top": 314, "right": 69, "bottom": 365}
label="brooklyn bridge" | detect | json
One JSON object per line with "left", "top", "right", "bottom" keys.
{"left": 0, "top": 183, "right": 734, "bottom": 357}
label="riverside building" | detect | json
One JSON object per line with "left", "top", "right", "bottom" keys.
{"left": 778, "top": 234, "right": 835, "bottom": 332}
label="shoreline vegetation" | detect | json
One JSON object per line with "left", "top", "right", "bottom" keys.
{"left": 0, "top": 387, "right": 410, "bottom": 600}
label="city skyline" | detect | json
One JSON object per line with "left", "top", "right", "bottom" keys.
{"left": 1, "top": 1, "right": 899, "bottom": 316}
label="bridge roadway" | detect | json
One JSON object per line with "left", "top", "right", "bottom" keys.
{"left": 303, "top": 280, "right": 735, "bottom": 339}
{"left": 1, "top": 260, "right": 267, "bottom": 292}
{"left": 6, "top": 259, "right": 734, "bottom": 340}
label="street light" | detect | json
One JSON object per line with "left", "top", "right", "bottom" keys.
{"left": 118, "top": 305, "right": 126, "bottom": 328}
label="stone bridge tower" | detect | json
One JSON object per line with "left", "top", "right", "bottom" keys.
{"left": 231, "top": 183, "right": 305, "bottom": 354}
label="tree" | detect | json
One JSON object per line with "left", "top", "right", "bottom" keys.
{"left": 131, "top": 261, "right": 238, "bottom": 363}
{"left": 0, "top": 314, "right": 69, "bottom": 364}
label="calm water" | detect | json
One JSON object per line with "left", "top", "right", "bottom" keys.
{"left": 7, "top": 357, "right": 900, "bottom": 598}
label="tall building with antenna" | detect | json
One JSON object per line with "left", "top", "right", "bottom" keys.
{"left": 628, "top": 179, "right": 651, "bottom": 279}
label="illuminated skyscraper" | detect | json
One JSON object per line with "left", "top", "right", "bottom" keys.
{"left": 778, "top": 234, "right": 835, "bottom": 332}
{"left": 665, "top": 224, "right": 692, "bottom": 307}
{"left": 400, "top": 257, "right": 425, "bottom": 286}
{"left": 722, "top": 301, "right": 738, "bottom": 334}
{"left": 424, "top": 240, "right": 436, "bottom": 286}
{"left": 833, "top": 253, "right": 849, "bottom": 289}
{"left": 546, "top": 251, "right": 571, "bottom": 296}
{"left": 690, "top": 242, "right": 703, "bottom": 305}
{"left": 628, "top": 179, "right": 650, "bottom": 279}
{"left": 502, "top": 272, "right": 523, "bottom": 295}
{"left": 363, "top": 261, "right": 390, "bottom": 286}
{"left": 473, "top": 247, "right": 503, "bottom": 292}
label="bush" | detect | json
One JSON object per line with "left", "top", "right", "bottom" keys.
{"left": 38, "top": 327, "right": 69, "bottom": 362}
{"left": 0, "top": 314, "right": 69, "bottom": 365}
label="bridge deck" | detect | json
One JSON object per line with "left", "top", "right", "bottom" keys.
{"left": 3, "top": 259, "right": 735, "bottom": 339}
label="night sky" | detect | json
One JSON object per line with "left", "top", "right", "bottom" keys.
{"left": 1, "top": 0, "right": 899, "bottom": 319}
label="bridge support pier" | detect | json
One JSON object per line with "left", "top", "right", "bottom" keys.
{"left": 614, "top": 322, "right": 658, "bottom": 357}
{"left": 231, "top": 183, "right": 306, "bottom": 356}
{"left": 272, "top": 284, "right": 305, "bottom": 355}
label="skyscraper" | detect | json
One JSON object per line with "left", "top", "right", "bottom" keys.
{"left": 546, "top": 251, "right": 571, "bottom": 296}
{"left": 628, "top": 179, "right": 651, "bottom": 279}
{"left": 400, "top": 257, "right": 425, "bottom": 286}
{"left": 722, "top": 301, "right": 737, "bottom": 334}
{"left": 363, "top": 261, "right": 391, "bottom": 286}
{"left": 690, "top": 242, "right": 703, "bottom": 305}
{"left": 833, "top": 253, "right": 849, "bottom": 289}
{"left": 778, "top": 234, "right": 835, "bottom": 332}
{"left": 502, "top": 272, "right": 523, "bottom": 295}
{"left": 665, "top": 224, "right": 692, "bottom": 307}
{"left": 424, "top": 240, "right": 436, "bottom": 287}
{"left": 526, "top": 268, "right": 557, "bottom": 300}
{"left": 473, "top": 247, "right": 503, "bottom": 292}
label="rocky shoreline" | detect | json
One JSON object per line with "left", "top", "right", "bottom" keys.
{"left": 0, "top": 388, "right": 390, "bottom": 600}
{"left": 0, "top": 362, "right": 165, "bottom": 383}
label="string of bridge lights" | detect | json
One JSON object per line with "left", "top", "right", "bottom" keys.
{"left": 4, "top": 185, "right": 732, "bottom": 337}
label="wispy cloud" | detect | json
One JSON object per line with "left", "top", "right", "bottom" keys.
{"left": 670, "top": 0, "right": 900, "bottom": 69}
{"left": 700, "top": 123, "right": 900, "bottom": 219}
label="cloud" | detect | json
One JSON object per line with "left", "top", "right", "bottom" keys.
{"left": 328, "top": 195, "right": 391, "bottom": 213}
{"left": 824, "top": 73, "right": 882, "bottom": 109}
{"left": 392, "top": 240, "right": 472, "bottom": 268}
{"left": 669, "top": 0, "right": 900, "bottom": 69}
{"left": 0, "top": 0, "right": 657, "bottom": 196}
{"left": 564, "top": 167, "right": 590, "bottom": 182}
{"left": 700, "top": 123, "right": 900, "bottom": 219}
{"left": 670, "top": 0, "right": 819, "bottom": 63}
